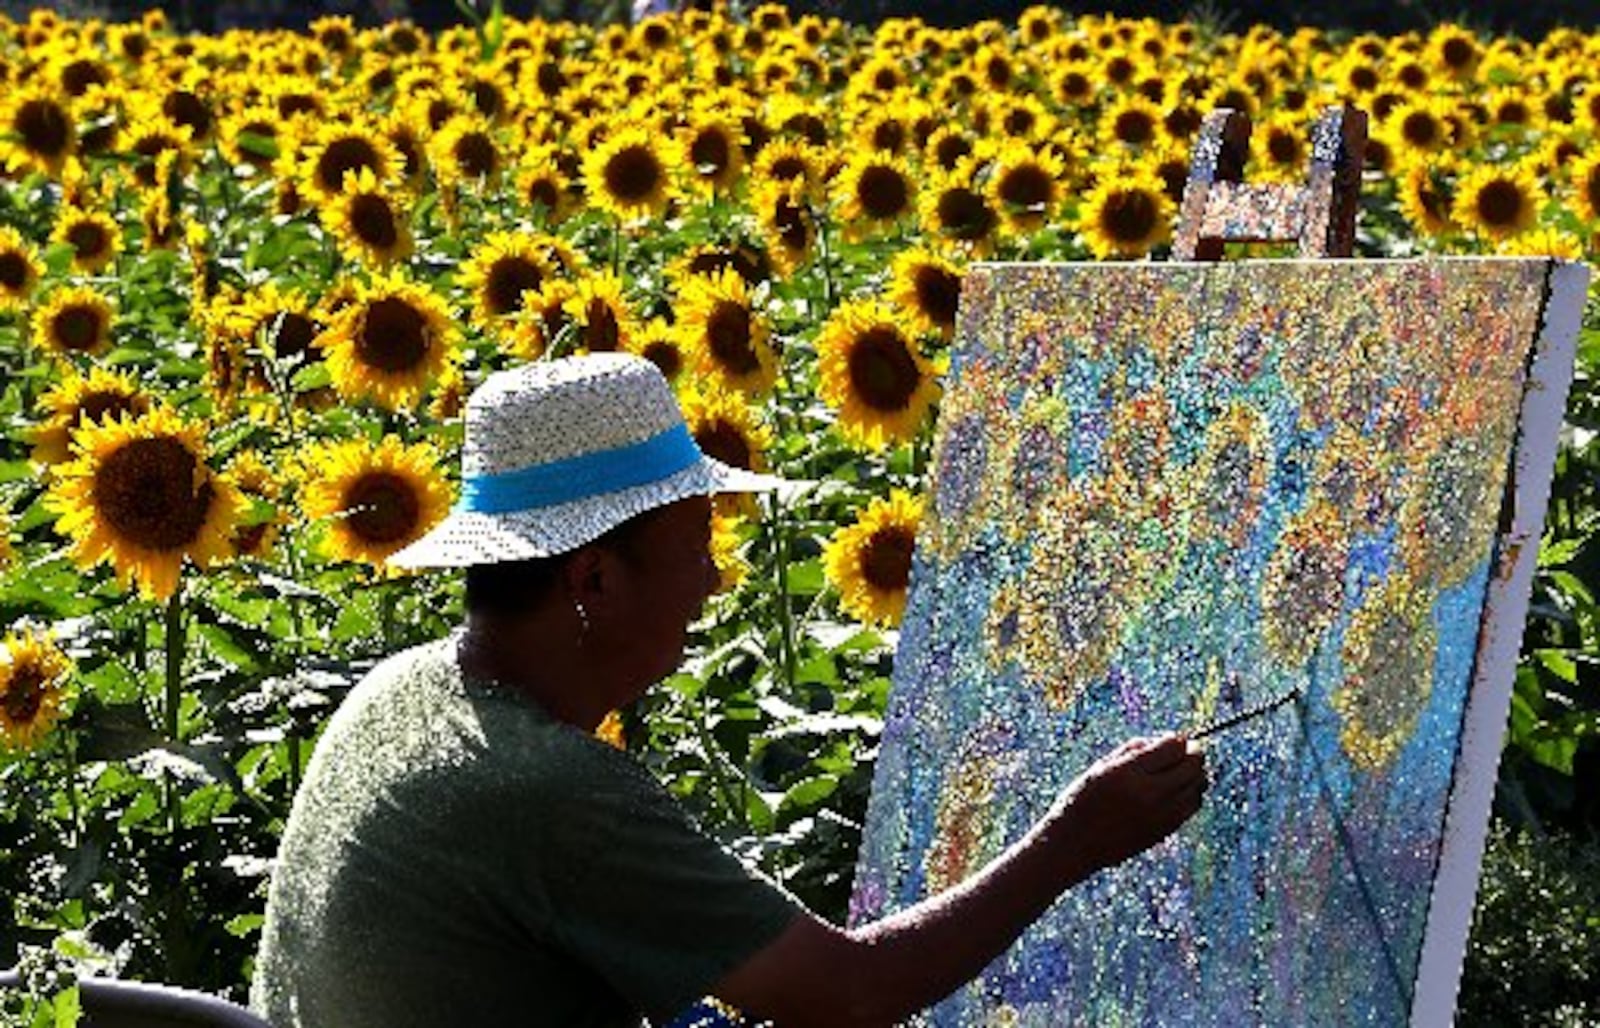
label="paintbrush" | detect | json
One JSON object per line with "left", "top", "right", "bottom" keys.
{"left": 1189, "top": 682, "right": 1304, "bottom": 740}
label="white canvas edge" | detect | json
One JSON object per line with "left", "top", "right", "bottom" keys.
{"left": 1409, "top": 260, "right": 1590, "bottom": 1027}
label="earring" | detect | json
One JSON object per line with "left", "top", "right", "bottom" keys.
{"left": 572, "top": 597, "right": 591, "bottom": 642}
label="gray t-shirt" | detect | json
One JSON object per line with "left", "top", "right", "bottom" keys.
{"left": 250, "top": 637, "right": 801, "bottom": 1027}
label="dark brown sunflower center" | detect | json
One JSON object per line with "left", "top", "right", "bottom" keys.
{"left": 91, "top": 436, "right": 215, "bottom": 552}
{"left": 872, "top": 120, "right": 906, "bottom": 153}
{"left": 527, "top": 177, "right": 561, "bottom": 212}
{"left": 1105, "top": 56, "right": 1135, "bottom": 84}
{"left": 1442, "top": 38, "right": 1475, "bottom": 69}
{"left": 691, "top": 129, "right": 732, "bottom": 175}
{"left": 934, "top": 134, "right": 972, "bottom": 171}
{"left": 603, "top": 145, "right": 664, "bottom": 203}
{"left": 1402, "top": 112, "right": 1439, "bottom": 147}
{"left": 1100, "top": 188, "right": 1160, "bottom": 243}
{"left": 848, "top": 327, "right": 920, "bottom": 412}
{"left": 60, "top": 58, "right": 107, "bottom": 96}
{"left": 998, "top": 164, "right": 1052, "bottom": 211}
{"left": 16, "top": 98, "right": 72, "bottom": 159}
{"left": 67, "top": 220, "right": 111, "bottom": 259}
{"left": 343, "top": 472, "right": 421, "bottom": 544}
{"left": 1003, "top": 108, "right": 1036, "bottom": 138}
{"left": 768, "top": 154, "right": 808, "bottom": 182}
{"left": 1114, "top": 110, "right": 1156, "bottom": 145}
{"left": 937, "top": 187, "right": 997, "bottom": 240}
{"left": 232, "top": 522, "right": 271, "bottom": 556}
{"left": 630, "top": 334, "right": 676, "bottom": 377}
{"left": 163, "top": 90, "right": 212, "bottom": 139}
{"left": 471, "top": 81, "right": 502, "bottom": 118}
{"left": 486, "top": 257, "right": 543, "bottom": 316}
{"left": 1267, "top": 130, "right": 1301, "bottom": 164}
{"left": 454, "top": 133, "right": 498, "bottom": 178}
{"left": 860, "top": 525, "right": 915, "bottom": 590}
{"left": 2, "top": 665, "right": 45, "bottom": 723}
{"left": 774, "top": 197, "right": 810, "bottom": 250}
{"left": 1349, "top": 66, "right": 1379, "bottom": 92}
{"left": 0, "top": 252, "right": 30, "bottom": 290}
{"left": 358, "top": 297, "right": 429, "bottom": 372}
{"left": 261, "top": 311, "right": 319, "bottom": 362}
{"left": 350, "top": 193, "right": 400, "bottom": 250}
{"left": 53, "top": 304, "right": 105, "bottom": 352}
{"left": 1476, "top": 180, "right": 1524, "bottom": 227}
{"left": 582, "top": 299, "right": 621, "bottom": 352}
{"left": 277, "top": 94, "right": 319, "bottom": 119}
{"left": 913, "top": 265, "right": 961, "bottom": 329}
{"left": 74, "top": 390, "right": 143, "bottom": 427}
{"left": 317, "top": 136, "right": 382, "bottom": 193}
{"left": 857, "top": 164, "right": 910, "bottom": 220}
{"left": 1058, "top": 71, "right": 1092, "bottom": 102}
{"left": 695, "top": 420, "right": 752, "bottom": 470}
{"left": 707, "top": 300, "right": 758, "bottom": 373}
{"left": 1496, "top": 100, "right": 1529, "bottom": 124}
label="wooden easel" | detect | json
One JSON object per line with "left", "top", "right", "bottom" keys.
{"left": 1172, "top": 106, "right": 1367, "bottom": 260}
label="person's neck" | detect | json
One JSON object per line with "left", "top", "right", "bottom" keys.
{"left": 457, "top": 611, "right": 615, "bottom": 733}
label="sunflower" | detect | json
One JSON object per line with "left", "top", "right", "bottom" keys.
{"left": 817, "top": 299, "right": 941, "bottom": 450}
{"left": 678, "top": 381, "right": 774, "bottom": 475}
{"left": 836, "top": 151, "right": 917, "bottom": 234}
{"left": 924, "top": 127, "right": 975, "bottom": 175}
{"left": 986, "top": 141, "right": 1066, "bottom": 235}
{"left": 1496, "top": 228, "right": 1584, "bottom": 259}
{"left": 431, "top": 116, "right": 503, "bottom": 190}
{"left": 823, "top": 489, "right": 924, "bottom": 628}
{"left": 888, "top": 247, "right": 965, "bottom": 340}
{"left": 562, "top": 271, "right": 636, "bottom": 355}
{"left": 627, "top": 317, "right": 687, "bottom": 382}
{"left": 1452, "top": 160, "right": 1542, "bottom": 240}
{"left": 515, "top": 151, "right": 574, "bottom": 224}
{"left": 752, "top": 138, "right": 818, "bottom": 195}
{"left": 509, "top": 279, "right": 577, "bottom": 360}
{"left": 0, "top": 629, "right": 72, "bottom": 752}
{"left": 0, "top": 86, "right": 76, "bottom": 175}
{"left": 121, "top": 111, "right": 194, "bottom": 191}
{"left": 49, "top": 203, "right": 121, "bottom": 272}
{"left": 1250, "top": 112, "right": 1309, "bottom": 182}
{"left": 301, "top": 435, "right": 452, "bottom": 569}
{"left": 675, "top": 267, "right": 777, "bottom": 396}
{"left": 319, "top": 271, "right": 458, "bottom": 410}
{"left": 227, "top": 450, "right": 284, "bottom": 560}
{"left": 1076, "top": 167, "right": 1172, "bottom": 259}
{"left": 46, "top": 406, "right": 242, "bottom": 600}
{"left": 709, "top": 512, "right": 750, "bottom": 593}
{"left": 583, "top": 124, "right": 682, "bottom": 221}
{"left": 1566, "top": 152, "right": 1600, "bottom": 226}
{"left": 321, "top": 167, "right": 413, "bottom": 266}
{"left": 681, "top": 111, "right": 745, "bottom": 193}
{"left": 1379, "top": 97, "right": 1455, "bottom": 156}
{"left": 1099, "top": 94, "right": 1164, "bottom": 151}
{"left": 0, "top": 227, "right": 45, "bottom": 311}
{"left": 32, "top": 286, "right": 115, "bottom": 361}
{"left": 30, "top": 366, "right": 153, "bottom": 466}
{"left": 753, "top": 180, "right": 815, "bottom": 279}
{"left": 919, "top": 171, "right": 1000, "bottom": 257}
{"left": 458, "top": 232, "right": 557, "bottom": 337}
{"left": 294, "top": 120, "right": 401, "bottom": 204}
{"left": 1426, "top": 23, "right": 1481, "bottom": 81}
{"left": 1396, "top": 156, "right": 1459, "bottom": 238}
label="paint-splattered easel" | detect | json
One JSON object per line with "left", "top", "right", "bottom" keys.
{"left": 1173, "top": 105, "right": 1367, "bottom": 261}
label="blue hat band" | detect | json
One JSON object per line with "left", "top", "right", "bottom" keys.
{"left": 458, "top": 423, "right": 704, "bottom": 514}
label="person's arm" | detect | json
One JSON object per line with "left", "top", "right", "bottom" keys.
{"left": 712, "top": 733, "right": 1206, "bottom": 1027}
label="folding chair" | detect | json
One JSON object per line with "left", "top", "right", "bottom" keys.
{"left": 0, "top": 972, "right": 271, "bottom": 1028}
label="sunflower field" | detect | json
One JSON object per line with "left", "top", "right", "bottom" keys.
{"left": 1, "top": 2, "right": 1598, "bottom": 1022}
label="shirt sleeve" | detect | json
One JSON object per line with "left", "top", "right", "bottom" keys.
{"left": 530, "top": 739, "right": 805, "bottom": 1023}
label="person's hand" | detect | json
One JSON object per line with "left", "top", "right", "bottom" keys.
{"left": 1048, "top": 734, "right": 1207, "bottom": 873}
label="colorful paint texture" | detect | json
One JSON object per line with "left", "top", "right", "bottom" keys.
{"left": 850, "top": 259, "right": 1587, "bottom": 1025}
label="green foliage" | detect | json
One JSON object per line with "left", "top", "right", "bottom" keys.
{"left": 1459, "top": 823, "right": 1600, "bottom": 1027}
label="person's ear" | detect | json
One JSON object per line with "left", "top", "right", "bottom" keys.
{"left": 562, "top": 544, "right": 622, "bottom": 612}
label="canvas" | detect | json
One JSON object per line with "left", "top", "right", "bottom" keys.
{"left": 849, "top": 258, "right": 1588, "bottom": 1026}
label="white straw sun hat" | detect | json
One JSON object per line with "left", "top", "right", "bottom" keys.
{"left": 388, "top": 353, "right": 787, "bottom": 569}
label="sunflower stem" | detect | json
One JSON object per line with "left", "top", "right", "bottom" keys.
{"left": 63, "top": 731, "right": 82, "bottom": 847}
{"left": 814, "top": 202, "right": 837, "bottom": 311}
{"left": 691, "top": 688, "right": 745, "bottom": 829}
{"left": 610, "top": 213, "right": 622, "bottom": 277}
{"left": 768, "top": 492, "right": 798, "bottom": 698}
{"left": 163, "top": 582, "right": 185, "bottom": 836}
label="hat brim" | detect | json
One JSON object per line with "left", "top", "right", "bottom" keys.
{"left": 386, "top": 456, "right": 791, "bottom": 569}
